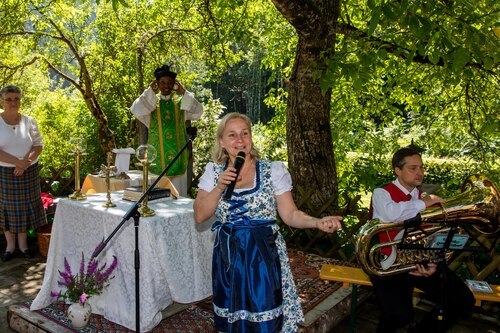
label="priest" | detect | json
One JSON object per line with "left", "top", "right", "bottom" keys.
{"left": 131, "top": 65, "right": 203, "bottom": 197}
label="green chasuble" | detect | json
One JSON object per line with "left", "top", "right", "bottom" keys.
{"left": 148, "top": 96, "right": 188, "bottom": 177}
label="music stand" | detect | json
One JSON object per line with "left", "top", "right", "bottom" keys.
{"left": 398, "top": 215, "right": 497, "bottom": 333}
{"left": 91, "top": 127, "right": 197, "bottom": 333}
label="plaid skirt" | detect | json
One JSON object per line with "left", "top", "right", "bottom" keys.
{"left": 0, "top": 163, "right": 47, "bottom": 233}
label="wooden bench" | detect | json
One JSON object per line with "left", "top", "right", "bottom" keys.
{"left": 320, "top": 264, "right": 500, "bottom": 332}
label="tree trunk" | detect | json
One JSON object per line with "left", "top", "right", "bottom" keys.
{"left": 286, "top": 40, "right": 337, "bottom": 204}
{"left": 82, "top": 94, "right": 117, "bottom": 154}
{"left": 79, "top": 60, "right": 117, "bottom": 154}
{"left": 271, "top": 0, "right": 340, "bottom": 206}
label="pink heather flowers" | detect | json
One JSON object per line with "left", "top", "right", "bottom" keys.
{"left": 51, "top": 242, "right": 118, "bottom": 304}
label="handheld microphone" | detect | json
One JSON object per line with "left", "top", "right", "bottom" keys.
{"left": 223, "top": 151, "right": 246, "bottom": 200}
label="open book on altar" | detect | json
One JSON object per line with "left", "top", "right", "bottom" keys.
{"left": 122, "top": 186, "right": 171, "bottom": 202}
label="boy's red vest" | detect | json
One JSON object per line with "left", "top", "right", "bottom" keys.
{"left": 369, "top": 183, "right": 422, "bottom": 256}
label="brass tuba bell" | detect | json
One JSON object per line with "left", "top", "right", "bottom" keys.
{"left": 356, "top": 175, "right": 499, "bottom": 277}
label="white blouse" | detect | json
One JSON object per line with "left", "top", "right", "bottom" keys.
{"left": 198, "top": 160, "right": 293, "bottom": 196}
{"left": 0, "top": 113, "right": 43, "bottom": 167}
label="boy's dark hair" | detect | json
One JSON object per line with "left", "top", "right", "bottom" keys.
{"left": 392, "top": 144, "right": 423, "bottom": 170}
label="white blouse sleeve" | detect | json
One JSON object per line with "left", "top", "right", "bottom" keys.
{"left": 181, "top": 90, "right": 204, "bottom": 121}
{"left": 29, "top": 117, "right": 43, "bottom": 147}
{"left": 198, "top": 162, "right": 217, "bottom": 192}
{"left": 130, "top": 86, "right": 158, "bottom": 128}
{"left": 271, "top": 161, "right": 292, "bottom": 196}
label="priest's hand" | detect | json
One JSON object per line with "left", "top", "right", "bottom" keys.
{"left": 175, "top": 80, "right": 186, "bottom": 95}
{"left": 150, "top": 80, "right": 159, "bottom": 94}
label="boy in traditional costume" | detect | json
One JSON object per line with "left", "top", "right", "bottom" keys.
{"left": 131, "top": 65, "right": 203, "bottom": 196}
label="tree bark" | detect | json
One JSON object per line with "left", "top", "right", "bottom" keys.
{"left": 270, "top": 0, "right": 340, "bottom": 206}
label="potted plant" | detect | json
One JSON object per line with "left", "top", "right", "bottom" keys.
{"left": 51, "top": 242, "right": 118, "bottom": 329}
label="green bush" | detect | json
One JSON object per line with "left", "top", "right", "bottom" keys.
{"left": 338, "top": 152, "right": 497, "bottom": 203}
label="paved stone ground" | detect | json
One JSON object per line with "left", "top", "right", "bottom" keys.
{"left": 0, "top": 237, "right": 45, "bottom": 332}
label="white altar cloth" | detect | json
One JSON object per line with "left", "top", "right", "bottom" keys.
{"left": 31, "top": 193, "right": 213, "bottom": 332}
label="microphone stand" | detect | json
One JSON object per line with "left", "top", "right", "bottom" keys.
{"left": 91, "top": 127, "right": 197, "bottom": 333}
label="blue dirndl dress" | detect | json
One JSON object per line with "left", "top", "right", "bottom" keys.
{"left": 210, "top": 160, "right": 303, "bottom": 333}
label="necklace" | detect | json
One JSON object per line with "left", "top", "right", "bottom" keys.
{"left": 1, "top": 113, "right": 21, "bottom": 130}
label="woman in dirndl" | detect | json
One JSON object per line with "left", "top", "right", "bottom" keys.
{"left": 193, "top": 112, "right": 343, "bottom": 332}
{"left": 0, "top": 85, "right": 46, "bottom": 261}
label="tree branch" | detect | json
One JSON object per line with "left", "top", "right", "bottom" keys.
{"left": 0, "top": 57, "right": 38, "bottom": 84}
{"left": 334, "top": 22, "right": 495, "bottom": 73}
{"left": 138, "top": 27, "right": 200, "bottom": 50}
{"left": 270, "top": 0, "right": 322, "bottom": 37}
{"left": 0, "top": 57, "right": 38, "bottom": 71}
{"left": 41, "top": 57, "right": 83, "bottom": 94}
{"left": 0, "top": 30, "right": 65, "bottom": 42}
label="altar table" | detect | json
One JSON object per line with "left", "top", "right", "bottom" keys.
{"left": 31, "top": 193, "right": 213, "bottom": 332}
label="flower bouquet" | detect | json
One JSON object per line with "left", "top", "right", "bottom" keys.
{"left": 51, "top": 242, "right": 118, "bottom": 328}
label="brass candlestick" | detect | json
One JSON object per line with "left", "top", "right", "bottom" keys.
{"left": 138, "top": 160, "right": 155, "bottom": 216}
{"left": 135, "top": 145, "right": 157, "bottom": 217}
{"left": 102, "top": 152, "right": 117, "bottom": 208}
{"left": 69, "top": 138, "right": 87, "bottom": 200}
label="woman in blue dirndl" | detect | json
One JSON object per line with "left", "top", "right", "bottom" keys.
{"left": 194, "top": 112, "right": 343, "bottom": 333}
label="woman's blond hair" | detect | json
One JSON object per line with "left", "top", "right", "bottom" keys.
{"left": 212, "top": 112, "right": 260, "bottom": 164}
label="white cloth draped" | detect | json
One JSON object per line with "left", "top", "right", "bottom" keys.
{"left": 112, "top": 147, "right": 135, "bottom": 174}
{"left": 31, "top": 193, "right": 213, "bottom": 332}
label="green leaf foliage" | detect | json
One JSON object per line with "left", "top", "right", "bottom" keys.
{"left": 0, "top": 0, "right": 497, "bottom": 206}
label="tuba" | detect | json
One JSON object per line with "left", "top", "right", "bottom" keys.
{"left": 356, "top": 175, "right": 499, "bottom": 277}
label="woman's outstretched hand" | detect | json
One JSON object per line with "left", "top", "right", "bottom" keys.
{"left": 316, "top": 216, "right": 343, "bottom": 233}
